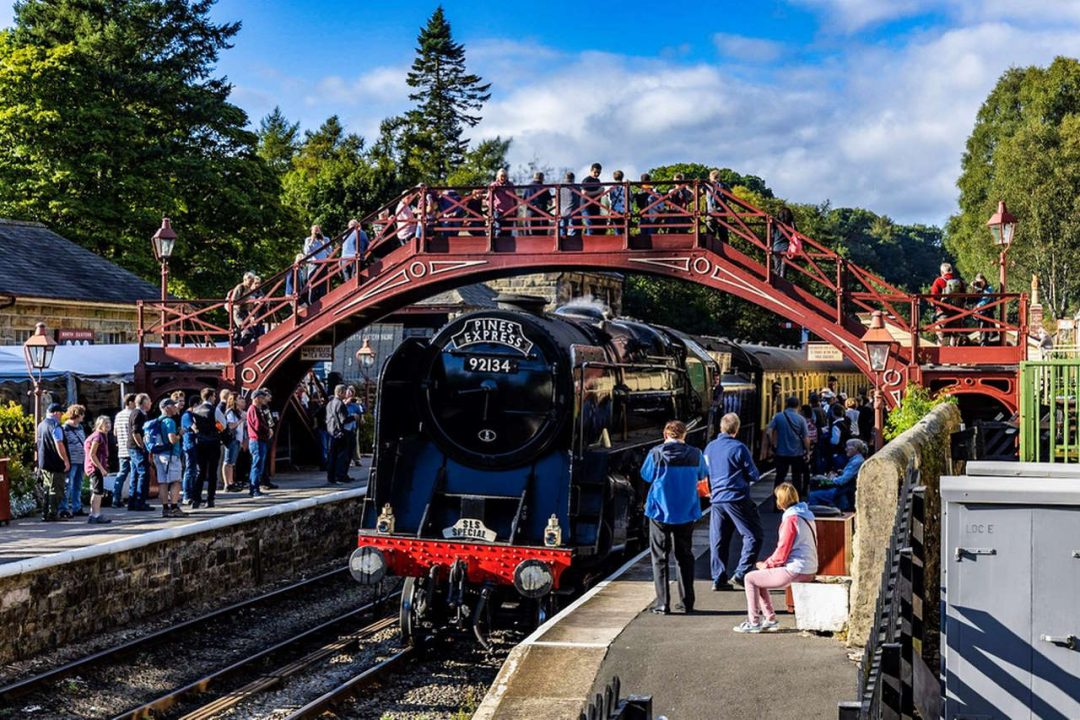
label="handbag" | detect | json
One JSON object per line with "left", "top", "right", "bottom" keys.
{"left": 786, "top": 232, "right": 803, "bottom": 258}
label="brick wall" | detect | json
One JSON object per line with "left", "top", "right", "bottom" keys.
{"left": 0, "top": 491, "right": 364, "bottom": 664}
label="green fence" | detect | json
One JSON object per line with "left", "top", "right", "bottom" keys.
{"left": 1020, "top": 360, "right": 1080, "bottom": 462}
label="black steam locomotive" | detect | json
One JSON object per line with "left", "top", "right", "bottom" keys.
{"left": 348, "top": 295, "right": 718, "bottom": 644}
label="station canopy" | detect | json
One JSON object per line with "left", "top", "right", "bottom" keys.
{"left": 0, "top": 344, "right": 139, "bottom": 384}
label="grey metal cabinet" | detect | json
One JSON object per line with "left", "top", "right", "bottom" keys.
{"left": 942, "top": 475, "right": 1080, "bottom": 720}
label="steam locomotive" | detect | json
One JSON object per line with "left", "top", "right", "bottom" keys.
{"left": 348, "top": 295, "right": 719, "bottom": 644}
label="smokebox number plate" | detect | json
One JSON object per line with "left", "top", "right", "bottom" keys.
{"left": 443, "top": 518, "right": 497, "bottom": 542}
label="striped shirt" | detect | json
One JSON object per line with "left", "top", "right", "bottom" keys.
{"left": 114, "top": 408, "right": 133, "bottom": 458}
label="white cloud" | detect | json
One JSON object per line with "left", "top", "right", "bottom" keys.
{"left": 307, "top": 66, "right": 410, "bottom": 107}
{"left": 791, "top": 0, "right": 1080, "bottom": 32}
{"left": 465, "top": 23, "right": 1080, "bottom": 225}
{"left": 713, "top": 33, "right": 786, "bottom": 63}
{"left": 0, "top": 1, "right": 13, "bottom": 29}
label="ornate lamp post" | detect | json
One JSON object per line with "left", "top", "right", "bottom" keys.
{"left": 151, "top": 218, "right": 177, "bottom": 336}
{"left": 986, "top": 201, "right": 1017, "bottom": 345}
{"left": 863, "top": 311, "right": 898, "bottom": 450}
{"left": 23, "top": 322, "right": 57, "bottom": 432}
{"left": 355, "top": 337, "right": 377, "bottom": 412}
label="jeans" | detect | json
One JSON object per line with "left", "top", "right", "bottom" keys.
{"left": 182, "top": 446, "right": 198, "bottom": 502}
{"left": 248, "top": 440, "right": 267, "bottom": 494}
{"left": 128, "top": 447, "right": 150, "bottom": 506}
{"left": 709, "top": 498, "right": 763, "bottom": 583}
{"left": 318, "top": 430, "right": 330, "bottom": 469}
{"left": 327, "top": 434, "right": 350, "bottom": 482}
{"left": 194, "top": 440, "right": 219, "bottom": 504}
{"left": 743, "top": 568, "right": 815, "bottom": 623}
{"left": 114, "top": 456, "right": 132, "bottom": 504}
{"left": 58, "top": 464, "right": 83, "bottom": 514}
{"left": 649, "top": 518, "right": 696, "bottom": 610}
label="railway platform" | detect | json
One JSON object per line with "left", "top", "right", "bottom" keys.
{"left": 0, "top": 462, "right": 369, "bottom": 565}
{"left": 477, "top": 479, "right": 854, "bottom": 720}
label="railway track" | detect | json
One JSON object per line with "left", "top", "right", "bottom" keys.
{"left": 115, "top": 606, "right": 401, "bottom": 720}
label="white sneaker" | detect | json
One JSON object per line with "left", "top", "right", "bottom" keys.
{"left": 733, "top": 621, "right": 762, "bottom": 633}
{"left": 760, "top": 618, "right": 780, "bottom": 632}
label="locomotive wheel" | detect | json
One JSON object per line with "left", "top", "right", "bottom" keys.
{"left": 535, "top": 594, "right": 559, "bottom": 627}
{"left": 400, "top": 577, "right": 429, "bottom": 647}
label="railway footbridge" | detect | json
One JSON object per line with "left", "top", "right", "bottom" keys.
{"left": 135, "top": 181, "right": 1026, "bottom": 417}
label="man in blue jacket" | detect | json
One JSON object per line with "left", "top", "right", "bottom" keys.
{"left": 704, "top": 412, "right": 763, "bottom": 590}
{"left": 640, "top": 420, "right": 709, "bottom": 614}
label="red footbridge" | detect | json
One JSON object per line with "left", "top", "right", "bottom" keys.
{"left": 135, "top": 181, "right": 1027, "bottom": 417}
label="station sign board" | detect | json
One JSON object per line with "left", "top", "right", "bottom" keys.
{"left": 807, "top": 342, "right": 843, "bottom": 362}
{"left": 299, "top": 345, "right": 333, "bottom": 362}
{"left": 57, "top": 329, "right": 94, "bottom": 345}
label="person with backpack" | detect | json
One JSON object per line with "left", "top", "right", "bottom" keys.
{"left": 767, "top": 396, "right": 810, "bottom": 500}
{"left": 148, "top": 398, "right": 187, "bottom": 518}
{"left": 827, "top": 403, "right": 852, "bottom": 472}
{"left": 37, "top": 403, "right": 70, "bottom": 522}
{"left": 930, "top": 262, "right": 966, "bottom": 346}
{"left": 190, "top": 388, "right": 223, "bottom": 509}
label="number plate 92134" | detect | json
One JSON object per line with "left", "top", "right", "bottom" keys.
{"left": 464, "top": 356, "right": 519, "bottom": 373}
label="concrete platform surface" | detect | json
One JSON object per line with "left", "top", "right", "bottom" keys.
{"left": 477, "top": 479, "right": 856, "bottom": 720}
{"left": 0, "top": 462, "right": 369, "bottom": 564}
{"left": 592, "top": 505, "right": 855, "bottom": 720}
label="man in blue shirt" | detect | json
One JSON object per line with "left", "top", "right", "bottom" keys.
{"left": 640, "top": 420, "right": 708, "bottom": 614}
{"left": 340, "top": 219, "right": 368, "bottom": 280}
{"left": 704, "top": 412, "right": 763, "bottom": 590}
{"left": 768, "top": 395, "right": 810, "bottom": 498}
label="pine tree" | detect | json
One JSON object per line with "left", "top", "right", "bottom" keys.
{"left": 257, "top": 107, "right": 301, "bottom": 176}
{"left": 404, "top": 7, "right": 491, "bottom": 182}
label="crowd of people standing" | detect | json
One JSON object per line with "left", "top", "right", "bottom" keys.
{"left": 36, "top": 386, "right": 284, "bottom": 522}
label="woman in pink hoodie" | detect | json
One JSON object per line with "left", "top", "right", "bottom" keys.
{"left": 734, "top": 482, "right": 818, "bottom": 633}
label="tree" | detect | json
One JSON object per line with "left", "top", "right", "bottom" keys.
{"left": 0, "top": 0, "right": 294, "bottom": 296}
{"left": 446, "top": 137, "right": 512, "bottom": 186}
{"left": 403, "top": 6, "right": 491, "bottom": 182}
{"left": 257, "top": 107, "right": 300, "bottom": 176}
{"left": 946, "top": 57, "right": 1080, "bottom": 316}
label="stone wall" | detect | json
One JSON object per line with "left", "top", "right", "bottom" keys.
{"left": 0, "top": 490, "right": 364, "bottom": 665}
{"left": 0, "top": 296, "right": 140, "bottom": 346}
{"left": 487, "top": 272, "right": 624, "bottom": 315}
{"left": 848, "top": 402, "right": 961, "bottom": 648}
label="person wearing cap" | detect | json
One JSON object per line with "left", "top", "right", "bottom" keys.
{"left": 246, "top": 389, "right": 272, "bottom": 497}
{"left": 155, "top": 398, "right": 188, "bottom": 518}
{"left": 37, "top": 403, "right": 70, "bottom": 521}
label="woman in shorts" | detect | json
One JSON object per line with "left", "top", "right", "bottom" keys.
{"left": 84, "top": 416, "right": 113, "bottom": 524}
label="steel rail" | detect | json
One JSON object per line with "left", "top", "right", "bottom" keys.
{"left": 0, "top": 566, "right": 348, "bottom": 703}
{"left": 111, "top": 602, "right": 400, "bottom": 720}
{"left": 282, "top": 647, "right": 416, "bottom": 720}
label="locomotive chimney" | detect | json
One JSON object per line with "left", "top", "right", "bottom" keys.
{"left": 495, "top": 293, "right": 548, "bottom": 316}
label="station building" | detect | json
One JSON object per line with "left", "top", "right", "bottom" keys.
{"left": 0, "top": 218, "right": 159, "bottom": 346}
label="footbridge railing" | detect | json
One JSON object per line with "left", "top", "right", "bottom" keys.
{"left": 137, "top": 181, "right": 1027, "bottom": 381}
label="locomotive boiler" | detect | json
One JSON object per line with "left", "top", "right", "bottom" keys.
{"left": 348, "top": 295, "right": 718, "bottom": 644}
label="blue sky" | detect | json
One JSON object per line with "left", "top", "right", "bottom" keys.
{"left": 3, "top": 1, "right": 1080, "bottom": 225}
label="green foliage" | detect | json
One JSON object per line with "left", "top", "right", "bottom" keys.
{"left": 402, "top": 6, "right": 492, "bottom": 183}
{"left": 884, "top": 385, "right": 956, "bottom": 441}
{"left": 624, "top": 274, "right": 799, "bottom": 344}
{"left": 622, "top": 164, "right": 948, "bottom": 342}
{"left": 946, "top": 56, "right": 1080, "bottom": 316}
{"left": 446, "top": 137, "right": 513, "bottom": 186}
{"left": 0, "top": 401, "right": 34, "bottom": 463}
{"left": 0, "top": 0, "right": 296, "bottom": 296}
